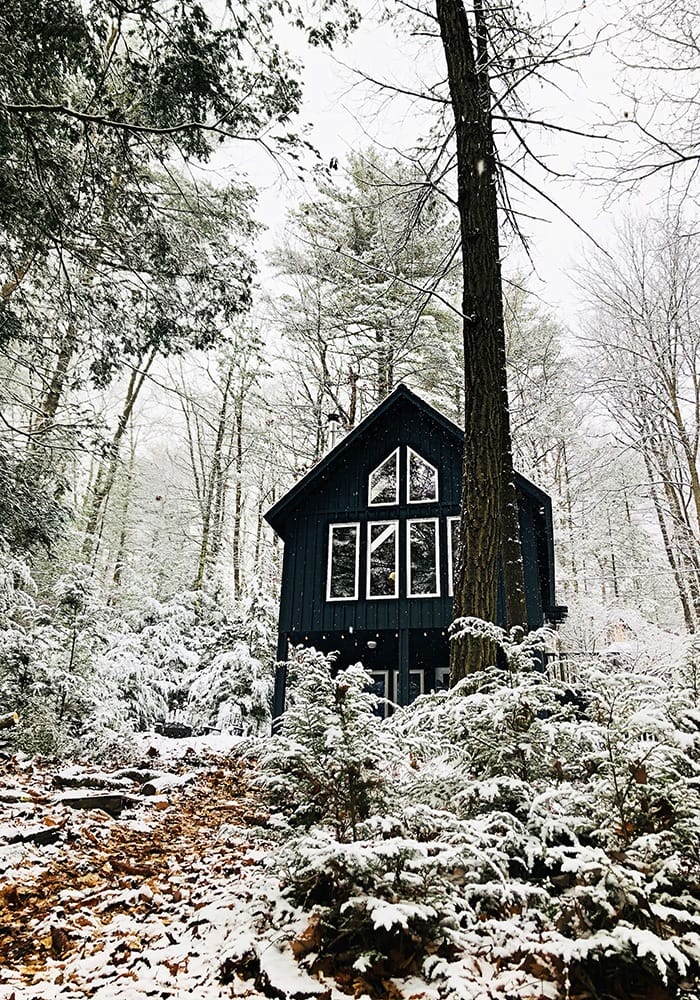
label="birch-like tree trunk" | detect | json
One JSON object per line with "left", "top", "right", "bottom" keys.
{"left": 193, "top": 365, "right": 233, "bottom": 593}
{"left": 82, "top": 349, "right": 157, "bottom": 561}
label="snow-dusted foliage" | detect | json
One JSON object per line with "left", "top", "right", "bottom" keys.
{"left": 257, "top": 635, "right": 700, "bottom": 998}
{"left": 259, "top": 647, "right": 396, "bottom": 839}
{"left": 559, "top": 595, "right": 687, "bottom": 676}
{"left": 187, "top": 641, "right": 271, "bottom": 735}
{"left": 0, "top": 562, "right": 275, "bottom": 755}
{"left": 0, "top": 559, "right": 118, "bottom": 754}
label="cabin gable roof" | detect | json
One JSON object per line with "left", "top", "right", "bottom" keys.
{"left": 264, "top": 383, "right": 549, "bottom": 536}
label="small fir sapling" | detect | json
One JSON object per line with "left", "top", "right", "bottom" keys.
{"left": 187, "top": 641, "right": 271, "bottom": 735}
{"left": 259, "top": 646, "right": 393, "bottom": 840}
{"left": 0, "top": 545, "right": 37, "bottom": 712}
{"left": 677, "top": 636, "right": 700, "bottom": 705}
{"left": 182, "top": 585, "right": 276, "bottom": 734}
{"left": 26, "top": 565, "right": 108, "bottom": 749}
{"left": 260, "top": 648, "right": 500, "bottom": 968}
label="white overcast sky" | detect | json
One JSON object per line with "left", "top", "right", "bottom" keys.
{"left": 206, "top": 0, "right": 665, "bottom": 319}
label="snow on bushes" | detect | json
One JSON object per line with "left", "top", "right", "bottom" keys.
{"left": 257, "top": 628, "right": 700, "bottom": 999}
{"left": 0, "top": 563, "right": 275, "bottom": 755}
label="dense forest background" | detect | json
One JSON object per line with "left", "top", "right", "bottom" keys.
{"left": 1, "top": 0, "right": 700, "bottom": 753}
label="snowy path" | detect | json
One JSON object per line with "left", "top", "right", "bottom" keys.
{"left": 0, "top": 747, "right": 287, "bottom": 999}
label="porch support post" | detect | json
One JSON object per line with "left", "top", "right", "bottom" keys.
{"left": 397, "top": 627, "right": 409, "bottom": 706}
{"left": 272, "top": 633, "right": 289, "bottom": 731}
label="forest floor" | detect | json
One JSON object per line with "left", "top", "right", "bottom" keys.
{"left": 0, "top": 735, "right": 376, "bottom": 1000}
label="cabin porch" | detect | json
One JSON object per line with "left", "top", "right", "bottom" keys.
{"left": 274, "top": 627, "right": 451, "bottom": 717}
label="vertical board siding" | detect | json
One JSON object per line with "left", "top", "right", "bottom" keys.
{"left": 274, "top": 388, "right": 558, "bottom": 652}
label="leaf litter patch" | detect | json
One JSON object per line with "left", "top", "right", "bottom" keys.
{"left": 0, "top": 742, "right": 297, "bottom": 999}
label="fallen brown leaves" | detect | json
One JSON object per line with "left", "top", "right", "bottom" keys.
{"left": 0, "top": 751, "right": 262, "bottom": 987}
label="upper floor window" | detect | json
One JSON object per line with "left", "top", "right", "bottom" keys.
{"left": 326, "top": 522, "right": 359, "bottom": 601}
{"left": 369, "top": 448, "right": 399, "bottom": 506}
{"left": 408, "top": 448, "right": 438, "bottom": 503}
{"left": 369, "top": 447, "right": 438, "bottom": 506}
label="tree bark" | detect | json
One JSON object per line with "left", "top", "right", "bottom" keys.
{"left": 82, "top": 349, "right": 156, "bottom": 560}
{"left": 643, "top": 444, "right": 697, "bottom": 632}
{"left": 112, "top": 431, "right": 137, "bottom": 587}
{"left": 193, "top": 365, "right": 233, "bottom": 592}
{"left": 436, "top": 0, "right": 526, "bottom": 680}
{"left": 36, "top": 326, "right": 79, "bottom": 433}
{"left": 231, "top": 393, "right": 244, "bottom": 596}
{"left": 559, "top": 441, "right": 579, "bottom": 596}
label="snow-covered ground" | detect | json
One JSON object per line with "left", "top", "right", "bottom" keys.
{"left": 4, "top": 645, "right": 700, "bottom": 1000}
{"left": 0, "top": 735, "right": 279, "bottom": 999}
{"left": 0, "top": 733, "right": 438, "bottom": 1000}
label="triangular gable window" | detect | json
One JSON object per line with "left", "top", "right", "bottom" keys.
{"left": 368, "top": 448, "right": 399, "bottom": 506}
{"left": 408, "top": 448, "right": 438, "bottom": 503}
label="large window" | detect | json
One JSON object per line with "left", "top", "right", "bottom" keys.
{"left": 367, "top": 521, "right": 398, "bottom": 598}
{"left": 407, "top": 518, "right": 439, "bottom": 597}
{"left": 369, "top": 449, "right": 399, "bottom": 506}
{"left": 407, "top": 448, "right": 438, "bottom": 503}
{"left": 327, "top": 523, "right": 359, "bottom": 601}
{"left": 447, "top": 516, "right": 460, "bottom": 596}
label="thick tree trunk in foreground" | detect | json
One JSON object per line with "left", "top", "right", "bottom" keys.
{"left": 437, "top": 0, "right": 527, "bottom": 681}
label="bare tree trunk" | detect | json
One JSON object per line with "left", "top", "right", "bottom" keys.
{"left": 231, "top": 394, "right": 244, "bottom": 596}
{"left": 643, "top": 447, "right": 697, "bottom": 632}
{"left": 193, "top": 366, "right": 233, "bottom": 592}
{"left": 254, "top": 483, "right": 265, "bottom": 571}
{"left": 36, "top": 326, "right": 79, "bottom": 433}
{"left": 82, "top": 349, "right": 156, "bottom": 560}
{"left": 437, "top": 0, "right": 525, "bottom": 680}
{"left": 606, "top": 509, "right": 620, "bottom": 599}
{"left": 112, "top": 430, "right": 137, "bottom": 587}
{"left": 560, "top": 442, "right": 579, "bottom": 596}
{"left": 348, "top": 369, "right": 358, "bottom": 428}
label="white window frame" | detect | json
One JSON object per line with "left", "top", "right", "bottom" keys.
{"left": 407, "top": 447, "right": 439, "bottom": 504}
{"left": 326, "top": 522, "right": 360, "bottom": 602}
{"left": 407, "top": 517, "right": 440, "bottom": 598}
{"left": 393, "top": 669, "right": 426, "bottom": 702}
{"left": 368, "top": 670, "right": 391, "bottom": 718}
{"left": 447, "top": 516, "right": 460, "bottom": 597}
{"left": 368, "top": 447, "right": 400, "bottom": 507}
{"left": 367, "top": 520, "right": 399, "bottom": 599}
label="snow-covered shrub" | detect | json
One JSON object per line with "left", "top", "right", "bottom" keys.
{"left": 187, "top": 641, "right": 271, "bottom": 735}
{"left": 260, "top": 647, "right": 394, "bottom": 840}
{"left": 559, "top": 596, "right": 686, "bottom": 676}
{"left": 256, "top": 635, "right": 700, "bottom": 998}
{"left": 100, "top": 593, "right": 199, "bottom": 729}
{"left": 0, "top": 546, "right": 38, "bottom": 713}
{"left": 261, "top": 649, "right": 483, "bottom": 969}
{"left": 388, "top": 659, "right": 700, "bottom": 997}
{"left": 0, "top": 562, "right": 120, "bottom": 753}
{"left": 450, "top": 615, "right": 557, "bottom": 675}
{"left": 96, "top": 588, "right": 274, "bottom": 737}
{"left": 677, "top": 635, "right": 700, "bottom": 704}
{"left": 0, "top": 548, "right": 276, "bottom": 756}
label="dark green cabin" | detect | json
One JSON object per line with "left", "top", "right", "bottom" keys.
{"left": 265, "top": 384, "right": 565, "bottom": 717}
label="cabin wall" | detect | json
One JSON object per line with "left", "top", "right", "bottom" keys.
{"left": 277, "top": 397, "right": 464, "bottom": 636}
{"left": 276, "top": 396, "right": 555, "bottom": 639}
